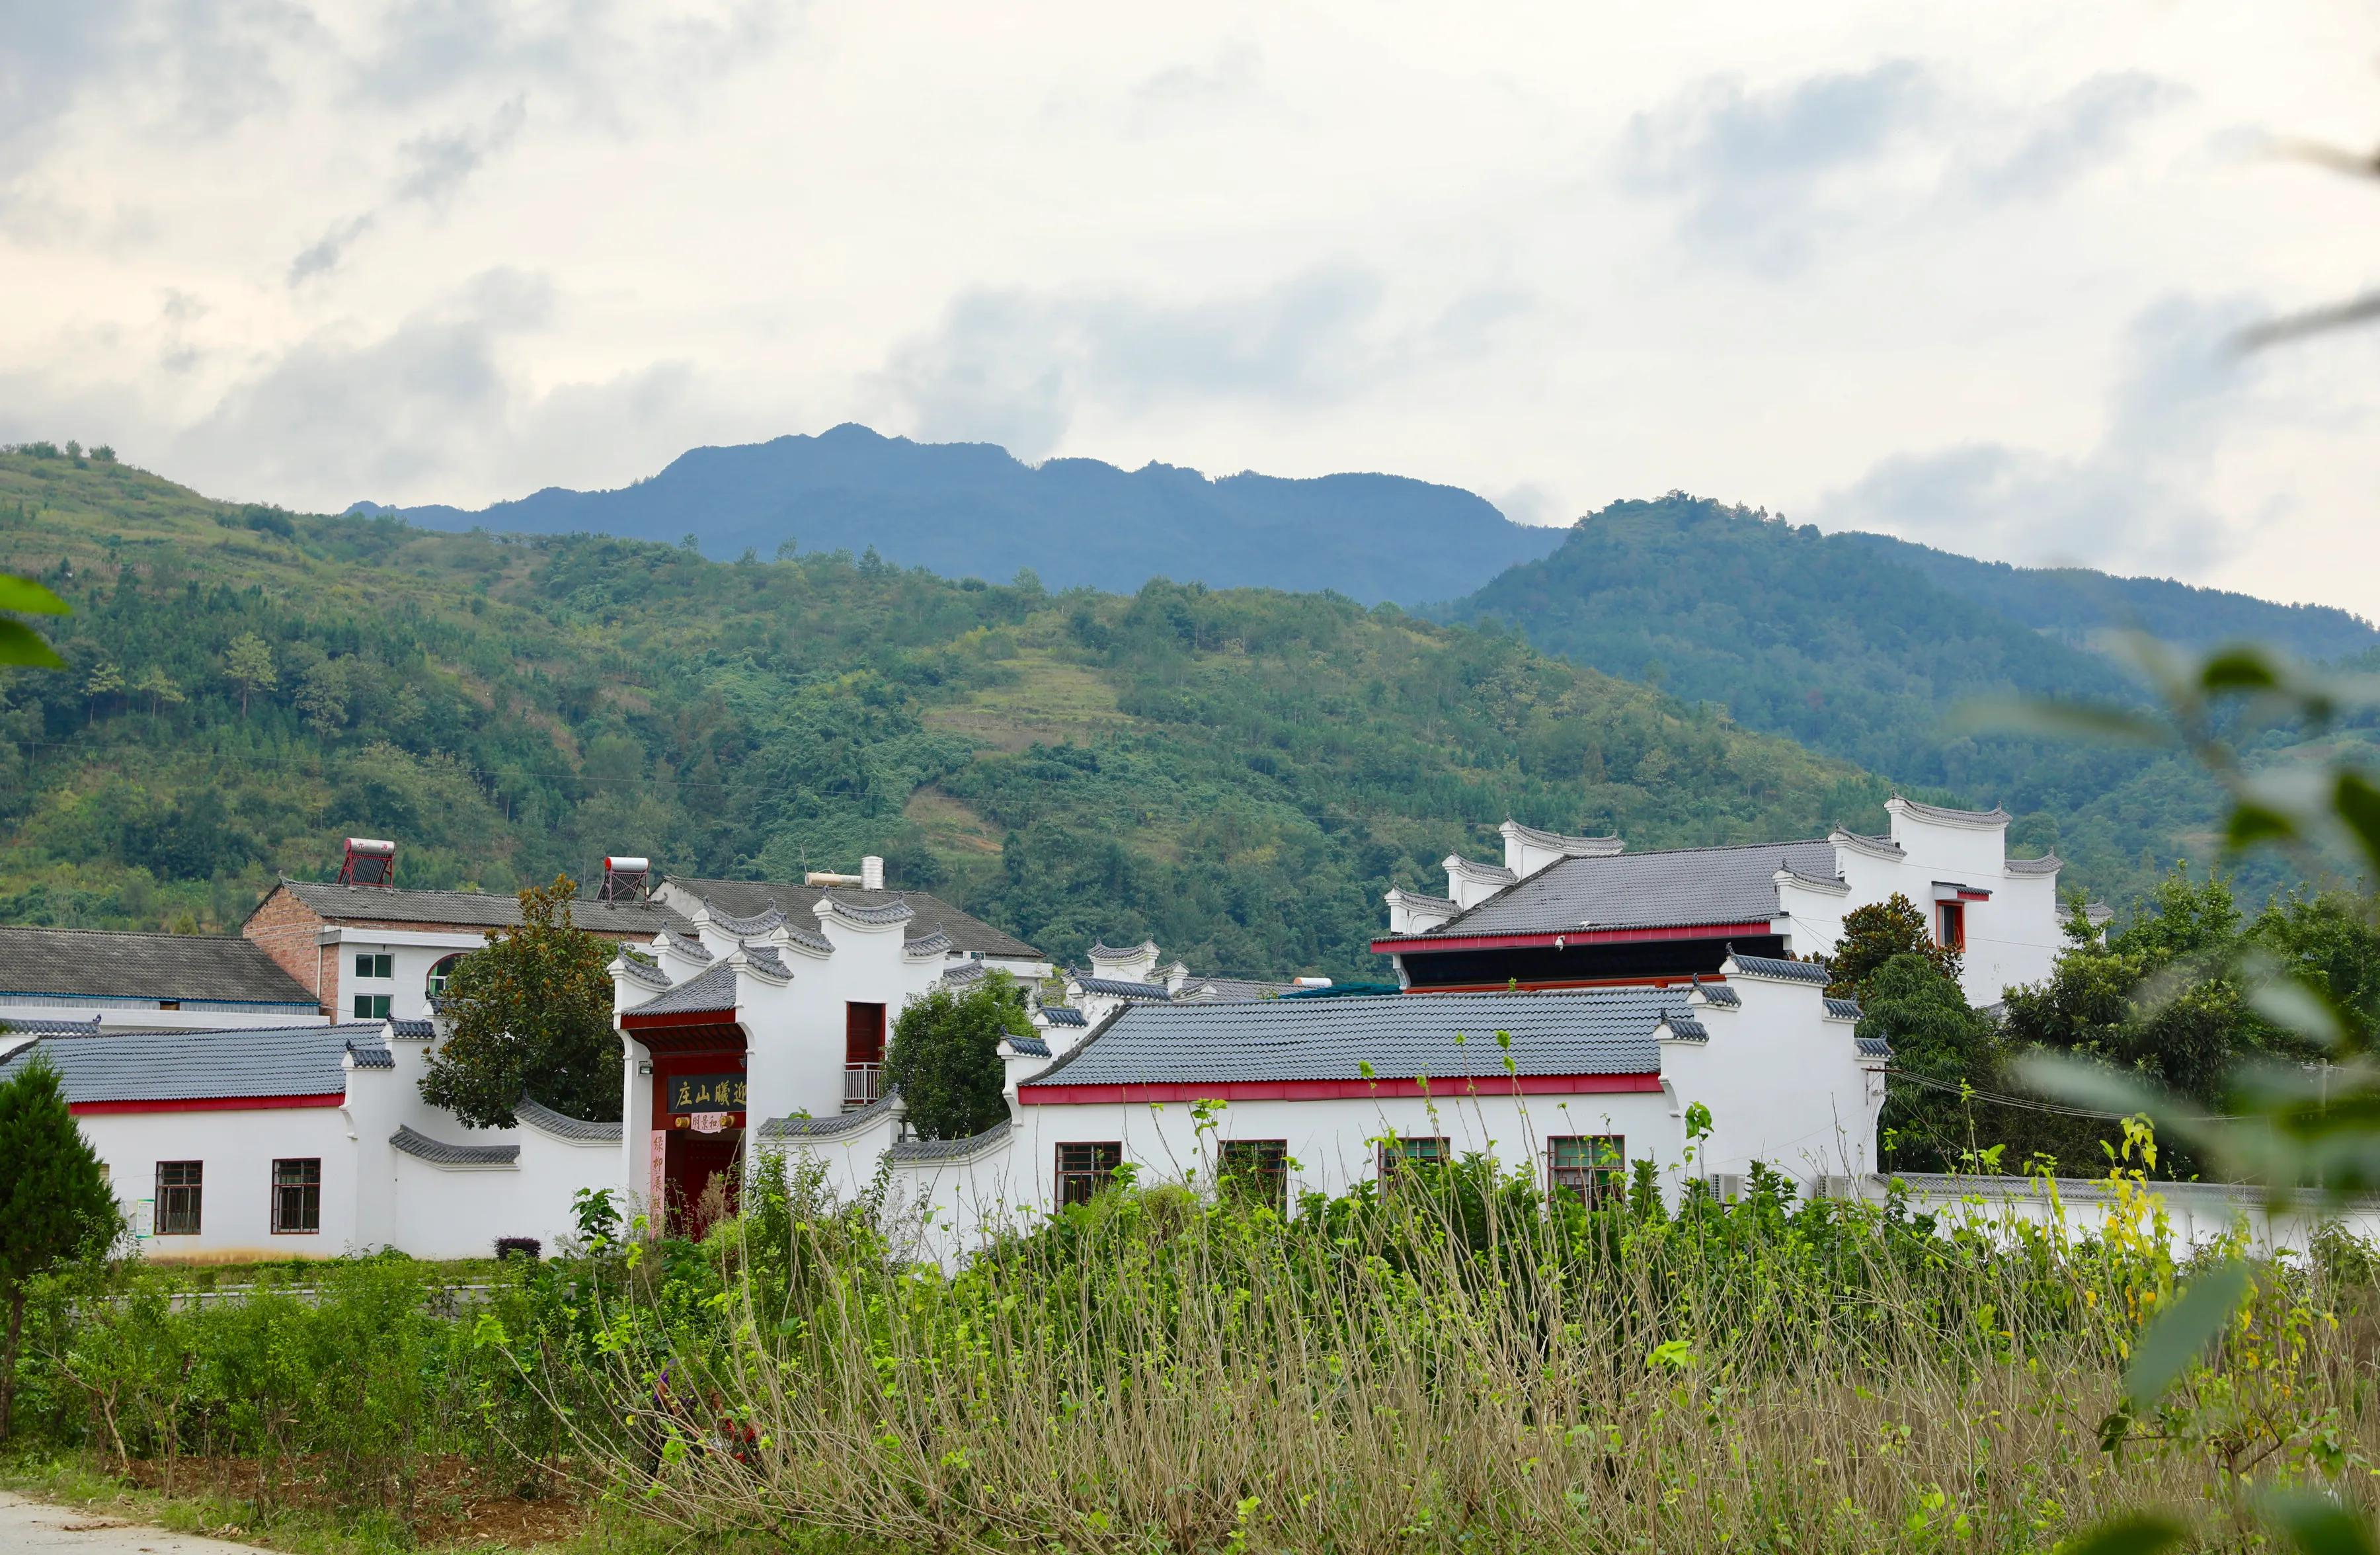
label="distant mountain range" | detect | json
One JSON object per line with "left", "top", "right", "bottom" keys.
{"left": 350, "top": 423, "right": 1565, "bottom": 606}
{"left": 1440, "top": 495, "right": 2380, "bottom": 905}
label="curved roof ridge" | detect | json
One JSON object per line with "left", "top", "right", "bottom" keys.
{"left": 891, "top": 1118, "right": 1012, "bottom": 1162}
{"left": 1828, "top": 827, "right": 1906, "bottom": 861}
{"left": 758, "top": 1089, "right": 901, "bottom": 1140}
{"left": 1443, "top": 854, "right": 1519, "bottom": 885}
{"left": 2003, "top": 852, "right": 2063, "bottom": 876}
{"left": 1887, "top": 795, "right": 2012, "bottom": 828}
{"left": 1501, "top": 819, "right": 1624, "bottom": 856}
{"left": 1088, "top": 938, "right": 1160, "bottom": 959}
{"left": 389, "top": 1125, "right": 518, "bottom": 1167}
{"left": 904, "top": 930, "right": 957, "bottom": 959}
{"left": 707, "top": 903, "right": 785, "bottom": 936}
{"left": 515, "top": 1096, "right": 623, "bottom": 1142}
{"left": 816, "top": 892, "right": 916, "bottom": 928}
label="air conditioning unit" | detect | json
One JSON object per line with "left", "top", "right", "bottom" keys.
{"left": 1818, "top": 1174, "right": 1860, "bottom": 1201}
{"left": 1707, "top": 1172, "right": 1745, "bottom": 1203}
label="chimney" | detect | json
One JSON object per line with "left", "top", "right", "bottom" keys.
{"left": 337, "top": 837, "right": 397, "bottom": 887}
{"left": 861, "top": 855, "right": 885, "bottom": 891}
{"left": 600, "top": 855, "right": 651, "bottom": 903}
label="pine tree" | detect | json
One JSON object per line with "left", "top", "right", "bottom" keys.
{"left": 225, "top": 631, "right": 276, "bottom": 716}
{"left": 0, "top": 1056, "right": 120, "bottom": 1439}
{"left": 81, "top": 658, "right": 122, "bottom": 724}
{"left": 133, "top": 663, "right": 184, "bottom": 715}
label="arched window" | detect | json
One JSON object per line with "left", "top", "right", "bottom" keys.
{"left": 426, "top": 953, "right": 465, "bottom": 999}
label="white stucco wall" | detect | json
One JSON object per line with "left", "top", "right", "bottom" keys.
{"left": 82, "top": 1104, "right": 359, "bottom": 1261}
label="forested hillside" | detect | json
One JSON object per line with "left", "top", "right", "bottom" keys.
{"left": 1445, "top": 494, "right": 2380, "bottom": 907}
{"left": 0, "top": 451, "right": 1881, "bottom": 978}
{"left": 360, "top": 422, "right": 1564, "bottom": 606}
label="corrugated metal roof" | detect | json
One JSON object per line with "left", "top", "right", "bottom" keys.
{"left": 0, "top": 926, "right": 317, "bottom": 1006}
{"left": 274, "top": 879, "right": 692, "bottom": 936}
{"left": 1417, "top": 839, "right": 1837, "bottom": 938}
{"left": 0, "top": 1021, "right": 383, "bottom": 1103}
{"left": 1028, "top": 988, "right": 1676, "bottom": 1089}
{"left": 664, "top": 877, "right": 1041, "bottom": 959}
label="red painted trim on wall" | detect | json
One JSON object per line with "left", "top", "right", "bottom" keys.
{"left": 71, "top": 1094, "right": 346, "bottom": 1115}
{"left": 622, "top": 1008, "right": 737, "bottom": 1029}
{"left": 1019, "top": 1073, "right": 1663, "bottom": 1105}
{"left": 1405, "top": 973, "right": 1726, "bottom": 995}
{"left": 1369, "top": 920, "right": 1774, "bottom": 955}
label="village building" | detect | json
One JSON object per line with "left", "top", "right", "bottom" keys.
{"left": 0, "top": 925, "right": 321, "bottom": 1035}
{"left": 1373, "top": 802, "right": 2071, "bottom": 1008}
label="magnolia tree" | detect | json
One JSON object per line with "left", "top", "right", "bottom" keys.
{"left": 885, "top": 974, "right": 1035, "bottom": 1141}
{"left": 420, "top": 876, "right": 621, "bottom": 1129}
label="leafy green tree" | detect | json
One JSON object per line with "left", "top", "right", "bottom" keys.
{"left": 224, "top": 631, "right": 276, "bottom": 715}
{"left": 0, "top": 1057, "right": 120, "bottom": 1439}
{"left": 1826, "top": 892, "right": 1960, "bottom": 1000}
{"left": 81, "top": 657, "right": 122, "bottom": 723}
{"left": 133, "top": 663, "right": 184, "bottom": 715}
{"left": 419, "top": 877, "right": 621, "bottom": 1128}
{"left": 1860, "top": 953, "right": 1999, "bottom": 1171}
{"left": 294, "top": 657, "right": 346, "bottom": 738}
{"left": 0, "top": 573, "right": 67, "bottom": 669}
{"left": 885, "top": 974, "right": 1032, "bottom": 1140}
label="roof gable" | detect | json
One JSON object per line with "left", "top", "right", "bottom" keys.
{"left": 1408, "top": 838, "right": 1837, "bottom": 941}
{"left": 661, "top": 877, "right": 1041, "bottom": 960}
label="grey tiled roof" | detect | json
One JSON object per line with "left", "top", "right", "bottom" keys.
{"left": 0, "top": 1021, "right": 386, "bottom": 1103}
{"left": 781, "top": 923, "right": 836, "bottom": 955}
{"left": 0, "top": 926, "right": 317, "bottom": 1006}
{"left": 1037, "top": 1004, "right": 1088, "bottom": 1027}
{"left": 516, "top": 1096, "right": 622, "bottom": 1142}
{"left": 389, "top": 1017, "right": 434, "bottom": 1039}
{"left": 1444, "top": 856, "right": 1519, "bottom": 889}
{"left": 623, "top": 963, "right": 738, "bottom": 1017}
{"left": 1386, "top": 888, "right": 1458, "bottom": 912}
{"left": 663, "top": 877, "right": 1043, "bottom": 960}
{"left": 1415, "top": 839, "right": 1835, "bottom": 939}
{"left": 1891, "top": 796, "right": 2010, "bottom": 827}
{"left": 891, "top": 1119, "right": 1011, "bottom": 1162}
{"left": 818, "top": 893, "right": 916, "bottom": 927}
{"left": 739, "top": 943, "right": 791, "bottom": 980}
{"left": 1829, "top": 828, "right": 1905, "bottom": 861}
{"left": 942, "top": 961, "right": 988, "bottom": 986}
{"left": 757, "top": 1090, "right": 900, "bottom": 1140}
{"left": 0, "top": 1016, "right": 102, "bottom": 1036}
{"left": 2003, "top": 854, "right": 2063, "bottom": 876}
{"left": 619, "top": 956, "right": 673, "bottom": 990}
{"left": 1658, "top": 1012, "right": 1709, "bottom": 1042}
{"left": 389, "top": 1125, "right": 519, "bottom": 1167}
{"left": 1075, "top": 975, "right": 1171, "bottom": 1000}
{"left": 1027, "top": 988, "right": 1678, "bottom": 1090}
{"left": 272, "top": 879, "right": 692, "bottom": 936}
{"left": 1691, "top": 979, "right": 1740, "bottom": 1008}
{"left": 346, "top": 1033, "right": 394, "bottom": 1068}
{"left": 1501, "top": 820, "right": 1623, "bottom": 856}
{"left": 1177, "top": 976, "right": 1297, "bottom": 1002}
{"left": 707, "top": 904, "right": 785, "bottom": 936}
{"left": 904, "top": 930, "right": 957, "bottom": 959}
{"left": 1856, "top": 1036, "right": 1893, "bottom": 1059}
{"left": 1726, "top": 953, "right": 1830, "bottom": 984}
{"left": 1089, "top": 939, "right": 1159, "bottom": 959}
{"left": 1824, "top": 998, "right": 1862, "bottom": 1021}
{"left": 669, "top": 933, "right": 713, "bottom": 962}
{"left": 1007, "top": 1033, "right": 1051, "bottom": 1057}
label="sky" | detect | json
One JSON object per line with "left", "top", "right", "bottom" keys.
{"left": 5, "top": 1, "right": 2380, "bottom": 613}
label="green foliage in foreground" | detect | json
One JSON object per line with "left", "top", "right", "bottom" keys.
{"left": 0, "top": 1058, "right": 117, "bottom": 1439}
{"left": 0, "top": 452, "right": 1883, "bottom": 978}
{"left": 11, "top": 1144, "right": 2380, "bottom": 1553}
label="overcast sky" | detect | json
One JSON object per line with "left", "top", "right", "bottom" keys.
{"left": 6, "top": 2, "right": 2380, "bottom": 612}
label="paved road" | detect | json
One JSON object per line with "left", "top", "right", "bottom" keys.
{"left": 0, "top": 1492, "right": 266, "bottom": 1554}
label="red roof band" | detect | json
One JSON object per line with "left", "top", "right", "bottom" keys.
{"left": 71, "top": 1093, "right": 348, "bottom": 1115}
{"left": 1368, "top": 920, "right": 1776, "bottom": 956}
{"left": 1019, "top": 1073, "right": 1664, "bottom": 1105}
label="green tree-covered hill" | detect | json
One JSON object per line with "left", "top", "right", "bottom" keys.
{"left": 1443, "top": 494, "right": 2380, "bottom": 908}
{"left": 0, "top": 452, "right": 1885, "bottom": 978}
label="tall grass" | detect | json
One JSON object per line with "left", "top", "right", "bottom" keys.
{"left": 580, "top": 1149, "right": 2380, "bottom": 1554}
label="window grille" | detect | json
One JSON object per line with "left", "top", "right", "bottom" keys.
{"left": 1377, "top": 1135, "right": 1450, "bottom": 1181}
{"left": 155, "top": 1160, "right": 202, "bottom": 1235}
{"left": 272, "top": 1158, "right": 321, "bottom": 1234}
{"left": 1217, "top": 1139, "right": 1289, "bottom": 1213}
{"left": 1055, "top": 1141, "right": 1122, "bottom": 1207}
{"left": 1547, "top": 1135, "right": 1625, "bottom": 1205}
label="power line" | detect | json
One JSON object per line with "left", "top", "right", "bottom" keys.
{"left": 1887, "top": 1068, "right": 2234, "bottom": 1124}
